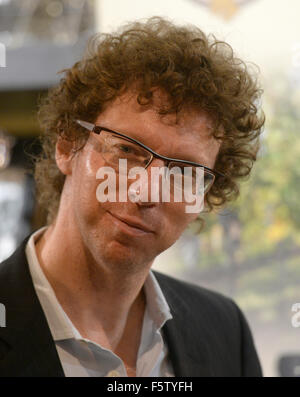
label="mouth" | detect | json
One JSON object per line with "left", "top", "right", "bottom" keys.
{"left": 107, "top": 211, "right": 154, "bottom": 236}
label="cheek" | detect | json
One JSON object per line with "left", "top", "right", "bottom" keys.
{"left": 72, "top": 151, "right": 106, "bottom": 217}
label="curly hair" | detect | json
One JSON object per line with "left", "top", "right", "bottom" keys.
{"left": 35, "top": 16, "right": 265, "bottom": 226}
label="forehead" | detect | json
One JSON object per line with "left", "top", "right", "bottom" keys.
{"left": 98, "top": 90, "right": 212, "bottom": 125}
{"left": 94, "top": 91, "right": 220, "bottom": 166}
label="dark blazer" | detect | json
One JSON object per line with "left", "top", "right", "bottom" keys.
{"left": 0, "top": 232, "right": 263, "bottom": 377}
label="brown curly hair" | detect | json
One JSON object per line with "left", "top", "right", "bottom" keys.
{"left": 35, "top": 16, "right": 265, "bottom": 226}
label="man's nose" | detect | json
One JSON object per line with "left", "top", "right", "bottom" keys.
{"left": 133, "top": 158, "right": 166, "bottom": 206}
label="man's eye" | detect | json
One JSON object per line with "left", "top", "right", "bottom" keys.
{"left": 119, "top": 144, "right": 132, "bottom": 153}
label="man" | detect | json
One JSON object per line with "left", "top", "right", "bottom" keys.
{"left": 0, "top": 17, "right": 264, "bottom": 377}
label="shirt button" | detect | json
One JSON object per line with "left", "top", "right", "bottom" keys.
{"left": 107, "top": 370, "right": 120, "bottom": 377}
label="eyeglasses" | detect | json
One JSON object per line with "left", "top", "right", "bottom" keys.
{"left": 75, "top": 119, "right": 224, "bottom": 195}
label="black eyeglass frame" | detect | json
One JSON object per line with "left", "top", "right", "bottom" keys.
{"left": 75, "top": 119, "right": 225, "bottom": 181}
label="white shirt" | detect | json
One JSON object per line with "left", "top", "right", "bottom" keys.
{"left": 25, "top": 227, "right": 175, "bottom": 377}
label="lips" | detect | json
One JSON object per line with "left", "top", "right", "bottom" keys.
{"left": 108, "top": 211, "right": 154, "bottom": 234}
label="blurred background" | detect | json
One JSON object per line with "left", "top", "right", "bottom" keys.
{"left": 0, "top": 0, "right": 299, "bottom": 377}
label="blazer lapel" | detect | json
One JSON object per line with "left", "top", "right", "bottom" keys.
{"left": 153, "top": 271, "right": 214, "bottom": 377}
{"left": 0, "top": 234, "right": 64, "bottom": 377}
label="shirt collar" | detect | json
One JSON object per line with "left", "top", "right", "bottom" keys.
{"left": 25, "top": 227, "right": 172, "bottom": 341}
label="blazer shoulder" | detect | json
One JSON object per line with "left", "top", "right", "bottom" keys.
{"left": 153, "top": 270, "right": 263, "bottom": 376}
{"left": 152, "top": 269, "right": 239, "bottom": 319}
{"left": 0, "top": 233, "right": 33, "bottom": 302}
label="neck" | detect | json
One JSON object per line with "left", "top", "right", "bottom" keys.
{"left": 35, "top": 215, "right": 150, "bottom": 347}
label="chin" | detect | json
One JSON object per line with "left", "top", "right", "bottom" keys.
{"left": 89, "top": 233, "right": 147, "bottom": 270}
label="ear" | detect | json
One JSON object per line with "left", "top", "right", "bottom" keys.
{"left": 55, "top": 136, "right": 76, "bottom": 176}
